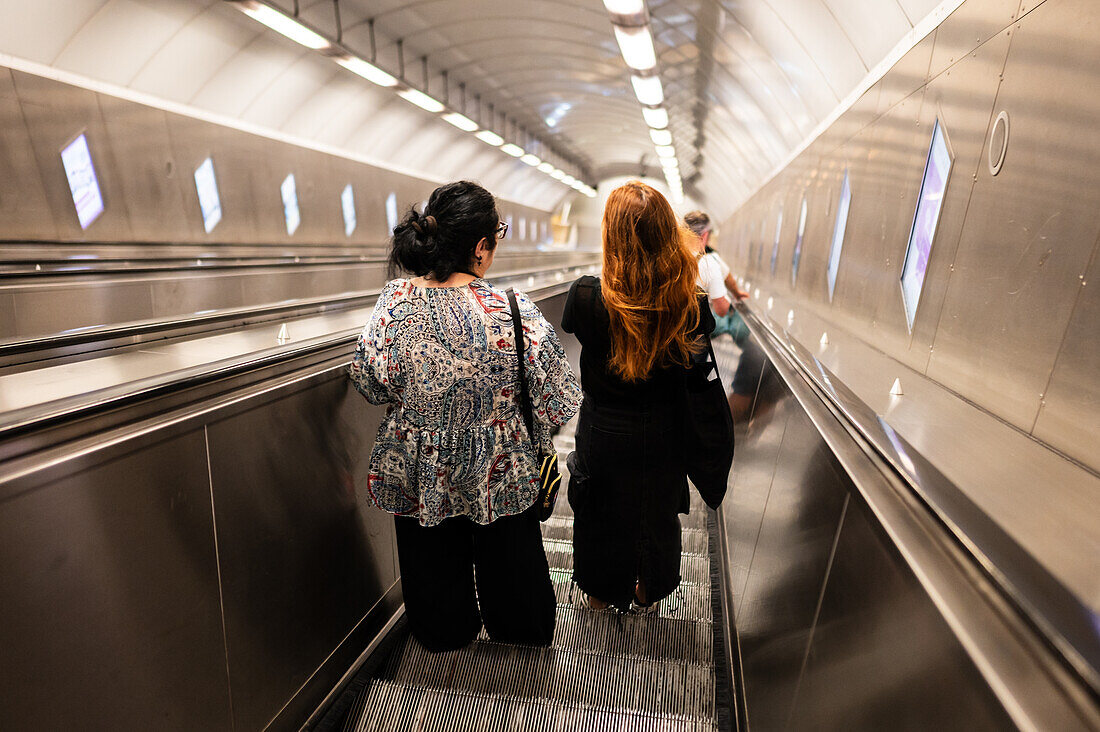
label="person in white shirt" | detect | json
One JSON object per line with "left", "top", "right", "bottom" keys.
{"left": 684, "top": 211, "right": 749, "bottom": 343}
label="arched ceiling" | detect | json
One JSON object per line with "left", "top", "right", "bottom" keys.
{"left": 0, "top": 0, "right": 948, "bottom": 219}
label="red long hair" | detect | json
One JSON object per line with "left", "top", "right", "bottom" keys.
{"left": 601, "top": 181, "right": 701, "bottom": 381}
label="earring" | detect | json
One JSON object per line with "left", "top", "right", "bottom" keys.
{"left": 476, "top": 255, "right": 483, "bottom": 265}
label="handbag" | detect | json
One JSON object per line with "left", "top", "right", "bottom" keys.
{"left": 683, "top": 333, "right": 734, "bottom": 509}
{"left": 506, "top": 288, "right": 562, "bottom": 521}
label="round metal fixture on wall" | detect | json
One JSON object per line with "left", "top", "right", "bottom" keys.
{"left": 988, "top": 111, "right": 1009, "bottom": 176}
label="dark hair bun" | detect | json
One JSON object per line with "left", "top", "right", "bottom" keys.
{"left": 388, "top": 181, "right": 499, "bottom": 281}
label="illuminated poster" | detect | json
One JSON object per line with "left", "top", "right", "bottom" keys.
{"left": 791, "top": 197, "right": 807, "bottom": 285}
{"left": 281, "top": 173, "right": 300, "bottom": 235}
{"left": 770, "top": 210, "right": 782, "bottom": 275}
{"left": 194, "top": 158, "right": 222, "bottom": 233}
{"left": 901, "top": 120, "right": 953, "bottom": 328}
{"left": 342, "top": 184, "right": 356, "bottom": 237}
{"left": 61, "top": 133, "right": 104, "bottom": 229}
{"left": 827, "top": 170, "right": 852, "bottom": 301}
{"left": 385, "top": 192, "right": 398, "bottom": 233}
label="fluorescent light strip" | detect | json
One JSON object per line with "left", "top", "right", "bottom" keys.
{"left": 642, "top": 107, "right": 668, "bottom": 129}
{"left": 655, "top": 144, "right": 675, "bottom": 158}
{"left": 476, "top": 129, "right": 504, "bottom": 146}
{"left": 240, "top": 2, "right": 329, "bottom": 50}
{"left": 550, "top": 169, "right": 566, "bottom": 180}
{"left": 335, "top": 56, "right": 397, "bottom": 87}
{"left": 613, "top": 25, "right": 656, "bottom": 71}
{"left": 660, "top": 157, "right": 679, "bottom": 169}
{"left": 397, "top": 88, "right": 444, "bottom": 113}
{"left": 562, "top": 175, "right": 576, "bottom": 185}
{"left": 631, "top": 75, "right": 663, "bottom": 105}
{"left": 603, "top": 0, "right": 645, "bottom": 13}
{"left": 500, "top": 143, "right": 525, "bottom": 157}
{"left": 649, "top": 128, "right": 672, "bottom": 146}
{"left": 442, "top": 111, "right": 478, "bottom": 131}
{"left": 537, "top": 161, "right": 554, "bottom": 173}
{"left": 521, "top": 153, "right": 541, "bottom": 166}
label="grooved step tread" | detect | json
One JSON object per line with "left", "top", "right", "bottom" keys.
{"left": 382, "top": 633, "right": 716, "bottom": 720}
{"left": 350, "top": 679, "right": 719, "bottom": 732}
{"left": 548, "top": 569, "right": 713, "bottom": 622}
{"left": 541, "top": 517, "right": 711, "bottom": 555}
{"left": 543, "top": 539, "right": 712, "bottom": 586}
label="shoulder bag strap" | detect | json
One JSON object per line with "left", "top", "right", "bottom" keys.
{"left": 507, "top": 289, "right": 536, "bottom": 440}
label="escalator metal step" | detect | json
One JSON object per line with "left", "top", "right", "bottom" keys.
{"left": 548, "top": 569, "right": 713, "bottom": 622}
{"left": 543, "top": 539, "right": 712, "bottom": 585}
{"left": 384, "top": 633, "right": 716, "bottom": 719}
{"left": 487, "top": 605, "right": 713, "bottom": 666}
{"left": 351, "top": 679, "right": 719, "bottom": 732}
{"left": 541, "top": 517, "right": 711, "bottom": 554}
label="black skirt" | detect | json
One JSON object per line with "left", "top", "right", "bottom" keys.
{"left": 568, "top": 396, "right": 689, "bottom": 608}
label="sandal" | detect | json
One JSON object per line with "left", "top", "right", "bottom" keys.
{"left": 630, "top": 594, "right": 659, "bottom": 615}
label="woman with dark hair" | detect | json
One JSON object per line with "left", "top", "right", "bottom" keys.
{"left": 349, "top": 181, "right": 581, "bottom": 651}
{"left": 562, "top": 180, "right": 714, "bottom": 612}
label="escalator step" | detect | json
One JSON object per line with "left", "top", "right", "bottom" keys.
{"left": 384, "top": 633, "right": 716, "bottom": 719}
{"left": 351, "top": 679, "right": 719, "bottom": 732}
{"left": 543, "top": 539, "right": 712, "bottom": 585}
{"left": 547, "top": 569, "right": 713, "bottom": 622}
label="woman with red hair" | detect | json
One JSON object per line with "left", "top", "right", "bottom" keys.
{"left": 562, "top": 181, "right": 713, "bottom": 612}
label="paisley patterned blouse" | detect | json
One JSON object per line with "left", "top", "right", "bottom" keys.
{"left": 349, "top": 278, "right": 581, "bottom": 526}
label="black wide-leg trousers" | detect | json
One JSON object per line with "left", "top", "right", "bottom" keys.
{"left": 393, "top": 503, "right": 556, "bottom": 652}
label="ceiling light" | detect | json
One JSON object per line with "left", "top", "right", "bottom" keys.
{"left": 655, "top": 144, "right": 675, "bottom": 157}
{"left": 501, "top": 143, "right": 525, "bottom": 157}
{"left": 603, "top": 0, "right": 646, "bottom": 14}
{"left": 562, "top": 175, "right": 576, "bottom": 185}
{"left": 550, "top": 169, "right": 566, "bottom": 180}
{"left": 335, "top": 56, "right": 398, "bottom": 87}
{"left": 660, "top": 156, "right": 679, "bottom": 169}
{"left": 397, "top": 88, "right": 444, "bottom": 113}
{"left": 476, "top": 130, "right": 504, "bottom": 146}
{"left": 441, "top": 111, "right": 478, "bottom": 131}
{"left": 537, "top": 162, "right": 554, "bottom": 173}
{"left": 584, "top": 187, "right": 597, "bottom": 197}
{"left": 631, "top": 75, "right": 663, "bottom": 105}
{"left": 239, "top": 2, "right": 329, "bottom": 50}
{"left": 613, "top": 26, "right": 656, "bottom": 71}
{"left": 475, "top": 129, "right": 503, "bottom": 145}
{"left": 642, "top": 107, "right": 668, "bottom": 129}
{"left": 521, "top": 153, "right": 541, "bottom": 166}
{"left": 650, "top": 128, "right": 672, "bottom": 146}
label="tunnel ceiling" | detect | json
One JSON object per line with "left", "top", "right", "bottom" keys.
{"left": 0, "top": 0, "right": 946, "bottom": 218}
{"left": 313, "top": 0, "right": 947, "bottom": 216}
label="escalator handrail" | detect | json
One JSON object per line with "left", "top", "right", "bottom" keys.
{"left": 732, "top": 302, "right": 1100, "bottom": 720}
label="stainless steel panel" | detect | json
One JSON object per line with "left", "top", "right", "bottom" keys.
{"left": 96, "top": 95, "right": 192, "bottom": 244}
{"left": 901, "top": 29, "right": 1014, "bottom": 372}
{"left": 205, "top": 376, "right": 396, "bottom": 731}
{"left": 928, "top": 0, "right": 1023, "bottom": 78}
{"left": 148, "top": 269, "right": 247, "bottom": 317}
{"left": 789, "top": 496, "right": 1014, "bottom": 730}
{"left": 13, "top": 280, "right": 154, "bottom": 337}
{"left": 734, "top": 406, "right": 849, "bottom": 730}
{"left": 0, "top": 68, "right": 57, "bottom": 240}
{"left": 875, "top": 28, "right": 937, "bottom": 118}
{"left": 165, "top": 111, "right": 262, "bottom": 245}
{"left": 11, "top": 69, "right": 133, "bottom": 242}
{"left": 1032, "top": 240, "right": 1100, "bottom": 466}
{"left": 927, "top": 0, "right": 1100, "bottom": 430}
{"left": 0, "top": 428, "right": 231, "bottom": 731}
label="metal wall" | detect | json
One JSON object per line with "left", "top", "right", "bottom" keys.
{"left": 0, "top": 64, "right": 553, "bottom": 247}
{"left": 718, "top": 0, "right": 1099, "bottom": 474}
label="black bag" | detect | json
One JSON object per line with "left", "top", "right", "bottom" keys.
{"left": 507, "top": 289, "right": 561, "bottom": 521}
{"left": 683, "top": 334, "right": 734, "bottom": 509}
